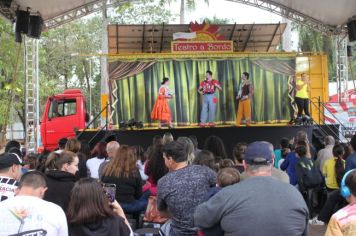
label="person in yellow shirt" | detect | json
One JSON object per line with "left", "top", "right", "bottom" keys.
{"left": 295, "top": 73, "right": 311, "bottom": 121}
{"left": 322, "top": 144, "right": 345, "bottom": 191}
{"left": 326, "top": 169, "right": 356, "bottom": 236}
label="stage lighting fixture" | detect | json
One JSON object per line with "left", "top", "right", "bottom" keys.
{"left": 127, "top": 119, "right": 136, "bottom": 129}
{"left": 119, "top": 121, "right": 127, "bottom": 130}
{"left": 0, "top": 0, "right": 12, "bottom": 8}
{"left": 135, "top": 121, "right": 144, "bottom": 129}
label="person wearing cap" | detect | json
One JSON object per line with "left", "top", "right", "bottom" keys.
{"left": 198, "top": 70, "right": 222, "bottom": 127}
{"left": 0, "top": 152, "right": 23, "bottom": 202}
{"left": 0, "top": 171, "right": 68, "bottom": 235}
{"left": 151, "top": 77, "right": 174, "bottom": 128}
{"left": 194, "top": 141, "right": 309, "bottom": 236}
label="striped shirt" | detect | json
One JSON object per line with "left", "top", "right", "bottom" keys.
{"left": 0, "top": 176, "right": 18, "bottom": 202}
{"left": 326, "top": 202, "right": 356, "bottom": 236}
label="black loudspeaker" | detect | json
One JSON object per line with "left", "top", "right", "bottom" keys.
{"left": 15, "top": 31, "right": 22, "bottom": 43}
{"left": 347, "top": 19, "right": 356, "bottom": 42}
{"left": 347, "top": 45, "right": 352, "bottom": 57}
{"left": 27, "top": 15, "right": 43, "bottom": 39}
{"left": 15, "top": 10, "right": 30, "bottom": 34}
{"left": 0, "top": 0, "right": 12, "bottom": 7}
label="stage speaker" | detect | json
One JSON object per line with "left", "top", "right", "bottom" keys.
{"left": 27, "top": 15, "right": 43, "bottom": 39}
{"left": 347, "top": 45, "right": 352, "bottom": 57}
{"left": 347, "top": 19, "right": 356, "bottom": 42}
{"left": 15, "top": 31, "right": 22, "bottom": 43}
{"left": 0, "top": 0, "right": 12, "bottom": 7}
{"left": 15, "top": 10, "right": 30, "bottom": 34}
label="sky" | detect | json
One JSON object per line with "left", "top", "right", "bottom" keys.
{"left": 168, "top": 0, "right": 282, "bottom": 24}
{"left": 167, "top": 0, "right": 299, "bottom": 51}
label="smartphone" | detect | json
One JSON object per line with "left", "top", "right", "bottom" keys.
{"left": 102, "top": 183, "right": 116, "bottom": 203}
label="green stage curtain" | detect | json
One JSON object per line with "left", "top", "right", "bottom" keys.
{"left": 114, "top": 57, "right": 295, "bottom": 126}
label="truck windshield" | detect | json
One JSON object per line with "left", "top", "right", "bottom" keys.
{"left": 48, "top": 99, "right": 77, "bottom": 119}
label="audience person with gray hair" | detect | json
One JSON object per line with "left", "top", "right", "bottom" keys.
{"left": 194, "top": 141, "right": 308, "bottom": 236}
{"left": 316, "top": 135, "right": 335, "bottom": 171}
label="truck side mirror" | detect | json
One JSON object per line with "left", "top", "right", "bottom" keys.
{"left": 85, "top": 113, "right": 90, "bottom": 123}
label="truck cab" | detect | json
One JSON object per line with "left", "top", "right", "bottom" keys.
{"left": 40, "top": 89, "right": 88, "bottom": 151}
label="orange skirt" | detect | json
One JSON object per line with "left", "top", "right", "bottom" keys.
{"left": 151, "top": 97, "right": 171, "bottom": 122}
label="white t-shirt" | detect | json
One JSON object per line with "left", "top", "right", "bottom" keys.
{"left": 0, "top": 195, "right": 68, "bottom": 236}
{"left": 0, "top": 176, "right": 18, "bottom": 202}
{"left": 86, "top": 157, "right": 106, "bottom": 179}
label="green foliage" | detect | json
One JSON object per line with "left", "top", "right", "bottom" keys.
{"left": 0, "top": 18, "right": 24, "bottom": 128}
{"left": 114, "top": 0, "right": 175, "bottom": 24}
{"left": 350, "top": 42, "right": 356, "bottom": 82}
{"left": 296, "top": 23, "right": 336, "bottom": 81}
{"left": 204, "top": 16, "right": 233, "bottom": 24}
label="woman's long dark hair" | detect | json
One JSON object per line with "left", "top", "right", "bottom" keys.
{"left": 203, "top": 136, "right": 228, "bottom": 160}
{"left": 90, "top": 141, "right": 108, "bottom": 159}
{"left": 147, "top": 145, "right": 168, "bottom": 184}
{"left": 67, "top": 178, "right": 115, "bottom": 224}
{"left": 333, "top": 144, "right": 345, "bottom": 187}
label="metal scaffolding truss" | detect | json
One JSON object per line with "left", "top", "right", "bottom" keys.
{"left": 226, "top": 0, "right": 343, "bottom": 35}
{"left": 44, "top": 0, "right": 137, "bottom": 29}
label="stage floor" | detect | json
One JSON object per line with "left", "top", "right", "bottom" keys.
{"left": 78, "top": 125, "right": 312, "bottom": 157}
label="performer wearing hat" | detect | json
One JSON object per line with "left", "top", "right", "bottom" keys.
{"left": 198, "top": 70, "right": 222, "bottom": 127}
{"left": 151, "top": 77, "right": 174, "bottom": 128}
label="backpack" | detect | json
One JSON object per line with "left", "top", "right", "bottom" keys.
{"left": 297, "top": 157, "right": 323, "bottom": 189}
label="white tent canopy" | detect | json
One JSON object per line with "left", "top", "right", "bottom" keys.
{"left": 270, "top": 0, "right": 356, "bottom": 26}
{"left": 0, "top": 0, "right": 355, "bottom": 32}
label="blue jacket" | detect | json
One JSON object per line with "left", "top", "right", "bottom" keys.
{"left": 280, "top": 152, "right": 298, "bottom": 185}
{"left": 346, "top": 153, "right": 356, "bottom": 171}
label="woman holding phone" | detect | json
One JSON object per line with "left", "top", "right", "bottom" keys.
{"left": 67, "top": 178, "right": 132, "bottom": 236}
{"left": 101, "top": 145, "right": 150, "bottom": 214}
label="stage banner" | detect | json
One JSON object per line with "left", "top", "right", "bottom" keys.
{"left": 171, "top": 41, "right": 233, "bottom": 53}
{"left": 113, "top": 56, "right": 295, "bottom": 126}
{"left": 325, "top": 102, "right": 356, "bottom": 140}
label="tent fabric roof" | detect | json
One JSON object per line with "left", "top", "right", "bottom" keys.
{"left": 271, "top": 0, "right": 356, "bottom": 26}
{"left": 14, "top": 0, "right": 97, "bottom": 21}
{"left": 0, "top": 0, "right": 355, "bottom": 30}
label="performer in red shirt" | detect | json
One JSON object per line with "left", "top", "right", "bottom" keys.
{"left": 198, "top": 70, "right": 222, "bottom": 127}
{"left": 151, "top": 77, "right": 174, "bottom": 128}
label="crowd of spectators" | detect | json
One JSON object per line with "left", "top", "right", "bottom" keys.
{"left": 0, "top": 130, "right": 356, "bottom": 236}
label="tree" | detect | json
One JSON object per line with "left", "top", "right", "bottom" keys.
{"left": 296, "top": 24, "right": 336, "bottom": 81}
{"left": 113, "top": 0, "right": 175, "bottom": 24}
{"left": 0, "top": 18, "right": 25, "bottom": 143}
{"left": 204, "top": 16, "right": 233, "bottom": 24}
{"left": 163, "top": 0, "right": 209, "bottom": 24}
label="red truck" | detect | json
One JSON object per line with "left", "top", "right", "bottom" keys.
{"left": 40, "top": 89, "right": 89, "bottom": 151}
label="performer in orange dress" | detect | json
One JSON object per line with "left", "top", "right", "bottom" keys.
{"left": 151, "top": 77, "right": 173, "bottom": 128}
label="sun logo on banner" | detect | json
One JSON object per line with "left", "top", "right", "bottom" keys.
{"left": 189, "top": 21, "right": 225, "bottom": 41}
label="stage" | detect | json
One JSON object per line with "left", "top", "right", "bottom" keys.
{"left": 77, "top": 125, "right": 316, "bottom": 157}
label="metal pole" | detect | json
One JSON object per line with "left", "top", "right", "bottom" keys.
{"left": 89, "top": 59, "right": 92, "bottom": 119}
{"left": 36, "top": 40, "right": 40, "bottom": 149}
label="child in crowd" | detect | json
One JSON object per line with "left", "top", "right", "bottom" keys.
{"left": 274, "top": 137, "right": 290, "bottom": 169}
{"left": 200, "top": 167, "right": 240, "bottom": 236}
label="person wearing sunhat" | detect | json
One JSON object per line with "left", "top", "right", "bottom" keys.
{"left": 0, "top": 152, "right": 23, "bottom": 201}
{"left": 151, "top": 77, "right": 174, "bottom": 128}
